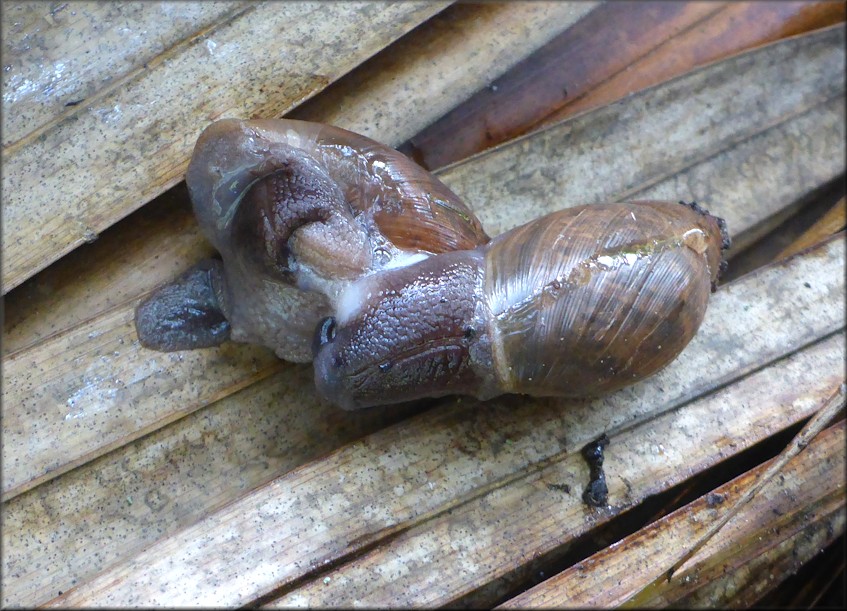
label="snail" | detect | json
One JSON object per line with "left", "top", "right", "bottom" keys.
{"left": 136, "top": 119, "right": 730, "bottom": 410}
{"left": 136, "top": 118, "right": 488, "bottom": 363}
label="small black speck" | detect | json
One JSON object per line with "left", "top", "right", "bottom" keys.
{"left": 582, "top": 433, "right": 609, "bottom": 464}
{"left": 64, "top": 99, "right": 83, "bottom": 107}
{"left": 58, "top": 591, "right": 63, "bottom": 596}
{"left": 463, "top": 326, "right": 475, "bottom": 340}
{"left": 379, "top": 362, "right": 392, "bottom": 372}
{"left": 803, "top": 282, "right": 811, "bottom": 288}
{"left": 706, "top": 492, "right": 725, "bottom": 507}
{"left": 547, "top": 483, "right": 571, "bottom": 494}
{"left": 582, "top": 433, "right": 610, "bottom": 507}
{"left": 583, "top": 475, "right": 608, "bottom": 507}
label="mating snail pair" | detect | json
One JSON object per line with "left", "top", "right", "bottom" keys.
{"left": 136, "top": 119, "right": 730, "bottom": 410}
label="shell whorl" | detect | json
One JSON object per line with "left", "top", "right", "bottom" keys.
{"left": 483, "top": 201, "right": 726, "bottom": 396}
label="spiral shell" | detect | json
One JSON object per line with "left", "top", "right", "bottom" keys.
{"left": 485, "top": 200, "right": 726, "bottom": 397}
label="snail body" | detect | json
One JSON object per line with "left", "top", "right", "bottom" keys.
{"left": 135, "top": 119, "right": 729, "bottom": 410}
{"left": 136, "top": 119, "right": 487, "bottom": 362}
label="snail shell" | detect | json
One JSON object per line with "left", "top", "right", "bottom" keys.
{"left": 313, "top": 201, "right": 729, "bottom": 409}
{"left": 136, "top": 119, "right": 488, "bottom": 362}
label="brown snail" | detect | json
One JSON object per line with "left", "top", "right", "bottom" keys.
{"left": 136, "top": 119, "right": 730, "bottom": 410}
{"left": 136, "top": 118, "right": 488, "bottom": 363}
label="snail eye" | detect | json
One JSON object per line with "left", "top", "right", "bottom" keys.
{"left": 312, "top": 316, "right": 337, "bottom": 357}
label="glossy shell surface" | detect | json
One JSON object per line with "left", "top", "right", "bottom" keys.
{"left": 485, "top": 201, "right": 725, "bottom": 396}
